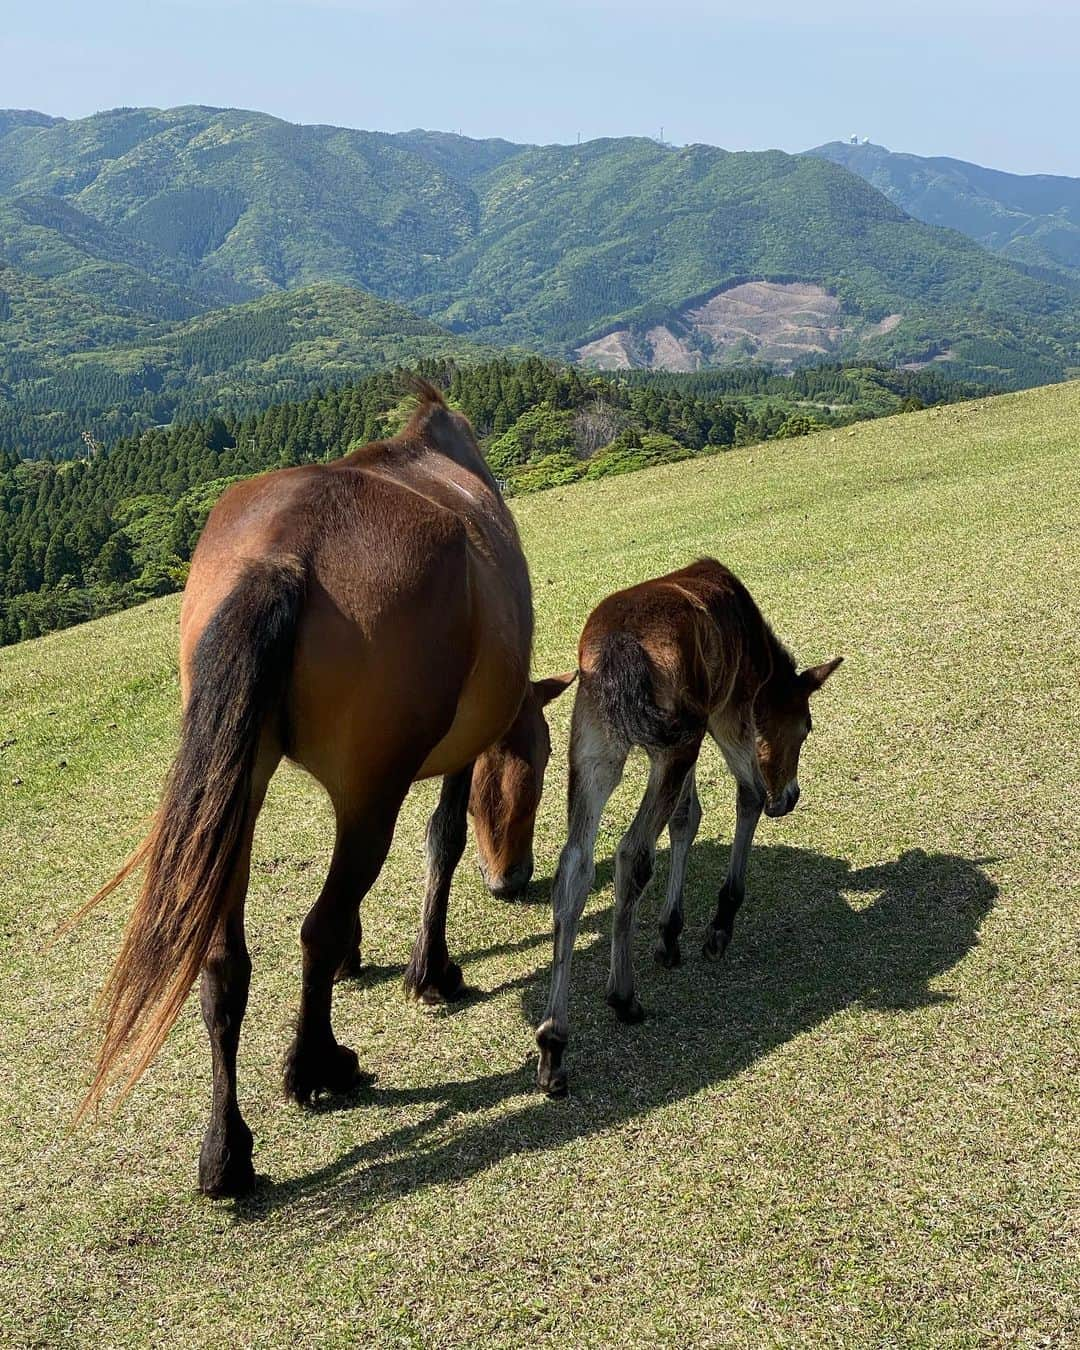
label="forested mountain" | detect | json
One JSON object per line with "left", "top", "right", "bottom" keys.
{"left": 808, "top": 141, "right": 1080, "bottom": 282}
{"left": 0, "top": 355, "right": 982, "bottom": 646}
{"left": 1, "top": 106, "right": 1078, "bottom": 460}
{"left": 0, "top": 283, "right": 490, "bottom": 459}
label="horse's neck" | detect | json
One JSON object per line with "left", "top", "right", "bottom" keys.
{"left": 405, "top": 448, "right": 509, "bottom": 525}
{"left": 737, "top": 607, "right": 795, "bottom": 714}
{"left": 414, "top": 405, "right": 499, "bottom": 493}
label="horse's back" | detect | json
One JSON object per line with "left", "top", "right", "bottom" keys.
{"left": 183, "top": 461, "right": 464, "bottom": 663}
{"left": 183, "top": 455, "right": 529, "bottom": 805}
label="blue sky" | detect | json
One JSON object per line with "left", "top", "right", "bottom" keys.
{"left": 3, "top": 1, "right": 1077, "bottom": 175}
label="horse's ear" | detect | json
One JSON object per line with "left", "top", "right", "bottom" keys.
{"left": 801, "top": 656, "right": 843, "bottom": 692}
{"left": 533, "top": 671, "right": 577, "bottom": 706}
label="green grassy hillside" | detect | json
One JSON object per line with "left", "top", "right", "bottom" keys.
{"left": 1, "top": 381, "right": 1077, "bottom": 1344}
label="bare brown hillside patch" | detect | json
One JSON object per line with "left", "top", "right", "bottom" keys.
{"left": 576, "top": 282, "right": 904, "bottom": 371}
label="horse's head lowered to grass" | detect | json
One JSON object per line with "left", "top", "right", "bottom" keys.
{"left": 470, "top": 673, "right": 576, "bottom": 898}
{"left": 755, "top": 656, "right": 844, "bottom": 817}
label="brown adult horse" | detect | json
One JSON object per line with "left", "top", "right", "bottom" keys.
{"left": 76, "top": 382, "right": 572, "bottom": 1196}
{"left": 535, "top": 559, "right": 841, "bottom": 1097}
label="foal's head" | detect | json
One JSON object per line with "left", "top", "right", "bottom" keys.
{"left": 756, "top": 657, "right": 843, "bottom": 817}
{"left": 470, "top": 674, "right": 576, "bottom": 898}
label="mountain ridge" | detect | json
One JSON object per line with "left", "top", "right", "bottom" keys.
{"left": 2, "top": 106, "right": 1079, "bottom": 456}
{"left": 807, "top": 140, "right": 1080, "bottom": 281}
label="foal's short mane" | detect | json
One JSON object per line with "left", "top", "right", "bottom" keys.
{"left": 694, "top": 556, "right": 798, "bottom": 691}
{"left": 761, "top": 617, "right": 798, "bottom": 687}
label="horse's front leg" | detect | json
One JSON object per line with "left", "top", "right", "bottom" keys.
{"left": 702, "top": 780, "right": 763, "bottom": 959}
{"left": 403, "top": 765, "right": 473, "bottom": 1004}
{"left": 334, "top": 912, "right": 363, "bottom": 981}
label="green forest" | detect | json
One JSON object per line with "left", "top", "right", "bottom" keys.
{"left": 0, "top": 355, "right": 984, "bottom": 647}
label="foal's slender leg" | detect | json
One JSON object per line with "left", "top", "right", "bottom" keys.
{"left": 283, "top": 800, "right": 402, "bottom": 1104}
{"left": 403, "top": 765, "right": 473, "bottom": 1004}
{"left": 607, "top": 746, "right": 699, "bottom": 1021}
{"left": 536, "top": 698, "right": 626, "bottom": 1097}
{"left": 654, "top": 769, "right": 702, "bottom": 969}
{"left": 702, "top": 780, "right": 764, "bottom": 960}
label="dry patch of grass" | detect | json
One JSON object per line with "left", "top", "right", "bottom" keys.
{"left": 1, "top": 383, "right": 1078, "bottom": 1346}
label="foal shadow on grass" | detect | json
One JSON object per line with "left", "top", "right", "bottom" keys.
{"left": 237, "top": 842, "right": 995, "bottom": 1228}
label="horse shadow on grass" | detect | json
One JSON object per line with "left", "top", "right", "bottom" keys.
{"left": 236, "top": 842, "right": 996, "bottom": 1230}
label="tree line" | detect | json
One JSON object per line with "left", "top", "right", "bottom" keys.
{"left": 0, "top": 356, "right": 984, "bottom": 647}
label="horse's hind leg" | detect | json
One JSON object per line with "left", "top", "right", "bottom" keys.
{"left": 404, "top": 765, "right": 473, "bottom": 1004}
{"left": 655, "top": 769, "right": 702, "bottom": 969}
{"left": 283, "top": 797, "right": 403, "bottom": 1104}
{"left": 199, "top": 898, "right": 254, "bottom": 1196}
{"left": 536, "top": 692, "right": 626, "bottom": 1097}
{"left": 607, "top": 745, "right": 700, "bottom": 1022}
{"left": 198, "top": 753, "right": 276, "bottom": 1197}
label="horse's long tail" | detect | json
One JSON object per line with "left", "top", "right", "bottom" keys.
{"left": 74, "top": 557, "right": 306, "bottom": 1120}
{"left": 589, "top": 631, "right": 701, "bottom": 750}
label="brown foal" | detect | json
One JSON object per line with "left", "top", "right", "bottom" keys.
{"left": 535, "top": 559, "right": 842, "bottom": 1097}
{"left": 77, "top": 382, "right": 571, "bottom": 1196}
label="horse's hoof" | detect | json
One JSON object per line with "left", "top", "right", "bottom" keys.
{"left": 283, "top": 1040, "right": 369, "bottom": 1105}
{"left": 199, "top": 1156, "right": 256, "bottom": 1199}
{"left": 701, "top": 926, "right": 731, "bottom": 961}
{"left": 404, "top": 958, "right": 465, "bottom": 1005}
{"left": 606, "top": 990, "right": 646, "bottom": 1024}
{"left": 334, "top": 950, "right": 364, "bottom": 982}
{"left": 654, "top": 937, "right": 682, "bottom": 969}
{"left": 536, "top": 1023, "right": 568, "bottom": 1097}
{"left": 198, "top": 1122, "right": 255, "bottom": 1198}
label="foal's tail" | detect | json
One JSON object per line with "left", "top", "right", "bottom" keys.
{"left": 589, "top": 631, "right": 701, "bottom": 750}
{"left": 73, "top": 557, "right": 306, "bottom": 1120}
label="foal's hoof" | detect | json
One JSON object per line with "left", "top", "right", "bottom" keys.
{"left": 701, "top": 925, "right": 731, "bottom": 961}
{"left": 283, "top": 1040, "right": 370, "bottom": 1105}
{"left": 403, "top": 958, "right": 466, "bottom": 1006}
{"left": 654, "top": 936, "right": 682, "bottom": 969}
{"left": 605, "top": 990, "right": 646, "bottom": 1024}
{"left": 655, "top": 916, "right": 683, "bottom": 969}
{"left": 198, "top": 1121, "right": 255, "bottom": 1198}
{"left": 535, "top": 1022, "right": 569, "bottom": 1098}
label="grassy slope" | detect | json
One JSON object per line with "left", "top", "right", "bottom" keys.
{"left": 0, "top": 382, "right": 1077, "bottom": 1345}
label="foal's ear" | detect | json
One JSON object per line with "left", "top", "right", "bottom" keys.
{"left": 533, "top": 671, "right": 577, "bottom": 706}
{"left": 800, "top": 656, "right": 844, "bottom": 692}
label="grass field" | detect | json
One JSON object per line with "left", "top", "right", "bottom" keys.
{"left": 1, "top": 382, "right": 1078, "bottom": 1346}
